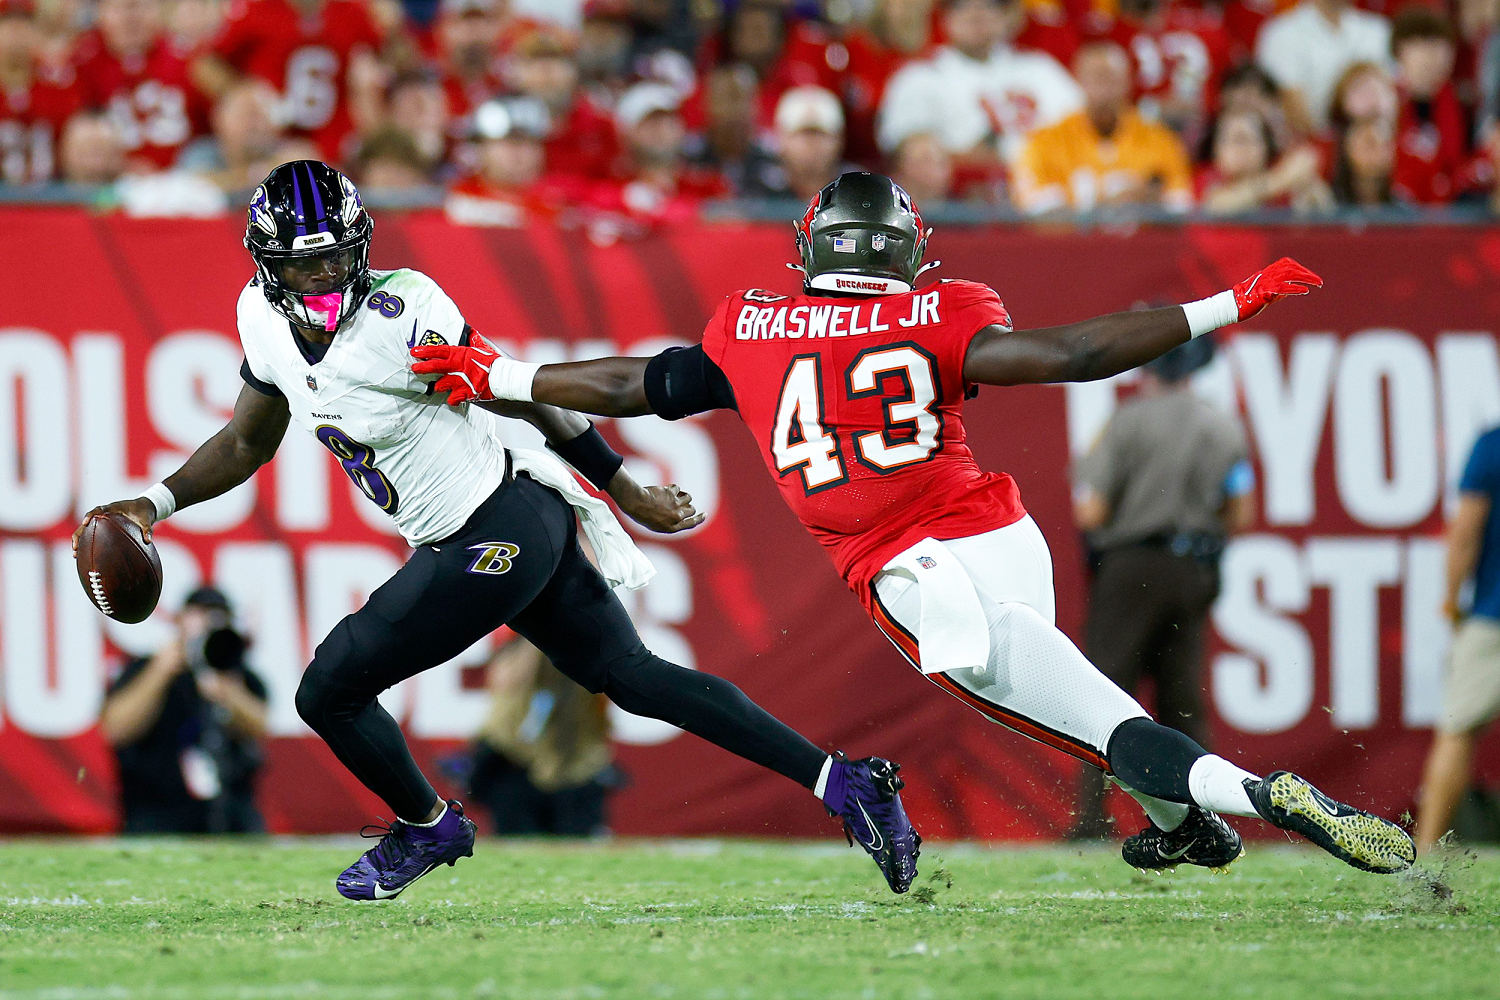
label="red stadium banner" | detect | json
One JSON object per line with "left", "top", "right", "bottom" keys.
{"left": 2, "top": 209, "right": 1497, "bottom": 838}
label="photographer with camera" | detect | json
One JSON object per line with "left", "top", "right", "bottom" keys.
{"left": 100, "top": 587, "right": 270, "bottom": 834}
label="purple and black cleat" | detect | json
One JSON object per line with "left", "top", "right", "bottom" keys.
{"left": 822, "top": 752, "right": 922, "bottom": 893}
{"left": 336, "top": 799, "right": 477, "bottom": 901}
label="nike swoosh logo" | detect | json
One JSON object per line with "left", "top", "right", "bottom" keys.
{"left": 1158, "top": 839, "right": 1197, "bottom": 860}
{"left": 854, "top": 800, "right": 884, "bottom": 853}
{"left": 372, "top": 882, "right": 402, "bottom": 899}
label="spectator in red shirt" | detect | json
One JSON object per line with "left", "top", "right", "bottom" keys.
{"left": 71, "top": 0, "right": 209, "bottom": 171}
{"left": 505, "top": 23, "right": 619, "bottom": 178}
{"left": 0, "top": 0, "right": 81, "bottom": 184}
{"left": 1389, "top": 5, "right": 1468, "bottom": 203}
{"left": 593, "top": 79, "right": 728, "bottom": 226}
{"left": 192, "top": 0, "right": 388, "bottom": 163}
{"left": 434, "top": 0, "right": 511, "bottom": 121}
{"left": 446, "top": 95, "right": 575, "bottom": 226}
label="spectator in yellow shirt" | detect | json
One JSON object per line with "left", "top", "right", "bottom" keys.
{"left": 1013, "top": 40, "right": 1194, "bottom": 215}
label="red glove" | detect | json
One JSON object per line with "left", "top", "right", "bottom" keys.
{"left": 1232, "top": 257, "right": 1323, "bottom": 322}
{"left": 411, "top": 332, "right": 502, "bottom": 405}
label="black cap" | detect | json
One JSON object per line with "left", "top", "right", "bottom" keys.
{"left": 182, "top": 586, "right": 232, "bottom": 614}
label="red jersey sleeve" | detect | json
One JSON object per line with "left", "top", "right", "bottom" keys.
{"left": 698, "top": 292, "right": 741, "bottom": 367}
{"left": 936, "top": 279, "right": 1011, "bottom": 396}
{"left": 942, "top": 279, "right": 1012, "bottom": 333}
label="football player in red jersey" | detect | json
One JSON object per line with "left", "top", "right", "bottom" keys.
{"left": 415, "top": 171, "right": 1420, "bottom": 877}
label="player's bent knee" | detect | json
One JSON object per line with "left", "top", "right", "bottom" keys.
{"left": 1105, "top": 717, "right": 1208, "bottom": 802}
{"left": 297, "top": 624, "right": 383, "bottom": 728}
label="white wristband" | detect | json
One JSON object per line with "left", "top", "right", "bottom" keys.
{"left": 142, "top": 482, "right": 177, "bottom": 521}
{"left": 489, "top": 359, "right": 542, "bottom": 402}
{"left": 1180, "top": 290, "right": 1238, "bottom": 339}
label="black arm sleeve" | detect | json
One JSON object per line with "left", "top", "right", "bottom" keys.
{"left": 643, "top": 345, "right": 737, "bottom": 421}
{"left": 239, "top": 358, "right": 283, "bottom": 398}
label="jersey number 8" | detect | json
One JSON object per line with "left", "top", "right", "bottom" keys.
{"left": 771, "top": 343, "right": 942, "bottom": 494}
{"left": 317, "top": 425, "right": 400, "bottom": 514}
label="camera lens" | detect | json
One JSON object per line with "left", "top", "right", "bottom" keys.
{"left": 201, "top": 627, "right": 248, "bottom": 670}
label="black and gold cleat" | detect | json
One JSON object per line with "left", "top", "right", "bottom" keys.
{"left": 1122, "top": 807, "right": 1244, "bottom": 872}
{"left": 1248, "top": 771, "right": 1415, "bottom": 874}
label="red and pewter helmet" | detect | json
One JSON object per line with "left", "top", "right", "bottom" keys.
{"left": 792, "top": 171, "right": 938, "bottom": 295}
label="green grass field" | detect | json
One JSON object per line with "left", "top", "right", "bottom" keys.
{"left": 0, "top": 838, "right": 1494, "bottom": 1000}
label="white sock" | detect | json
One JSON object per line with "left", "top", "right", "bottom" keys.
{"left": 812, "top": 756, "right": 834, "bottom": 799}
{"left": 403, "top": 802, "right": 447, "bottom": 827}
{"left": 1117, "top": 781, "right": 1190, "bottom": 831}
{"left": 1187, "top": 755, "right": 1261, "bottom": 818}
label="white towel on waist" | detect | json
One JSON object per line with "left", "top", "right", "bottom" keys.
{"left": 508, "top": 448, "right": 656, "bottom": 591}
{"left": 885, "top": 537, "right": 991, "bottom": 674}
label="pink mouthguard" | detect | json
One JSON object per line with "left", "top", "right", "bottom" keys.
{"left": 304, "top": 292, "right": 344, "bottom": 331}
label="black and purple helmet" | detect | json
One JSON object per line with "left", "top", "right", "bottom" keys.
{"left": 244, "top": 160, "right": 374, "bottom": 333}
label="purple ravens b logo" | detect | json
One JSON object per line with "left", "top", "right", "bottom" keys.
{"left": 306, "top": 374, "right": 318, "bottom": 392}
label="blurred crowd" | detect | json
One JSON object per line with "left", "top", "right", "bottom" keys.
{"left": 2, "top": 0, "right": 1498, "bottom": 226}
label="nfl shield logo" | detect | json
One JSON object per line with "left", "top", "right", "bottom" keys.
{"left": 306, "top": 374, "right": 318, "bottom": 392}
{"left": 872, "top": 233, "right": 887, "bottom": 251}
{"left": 917, "top": 555, "right": 937, "bottom": 569}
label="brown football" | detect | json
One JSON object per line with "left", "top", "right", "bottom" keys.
{"left": 75, "top": 512, "right": 163, "bottom": 623}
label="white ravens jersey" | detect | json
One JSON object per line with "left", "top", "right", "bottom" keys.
{"left": 238, "top": 268, "right": 510, "bottom": 546}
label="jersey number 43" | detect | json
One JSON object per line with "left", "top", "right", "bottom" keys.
{"left": 771, "top": 343, "right": 942, "bottom": 494}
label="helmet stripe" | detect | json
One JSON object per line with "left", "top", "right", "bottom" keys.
{"left": 306, "top": 161, "right": 326, "bottom": 228}
{"left": 290, "top": 165, "right": 307, "bottom": 236}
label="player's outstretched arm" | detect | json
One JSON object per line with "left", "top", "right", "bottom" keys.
{"left": 412, "top": 333, "right": 655, "bottom": 417}
{"left": 963, "top": 257, "right": 1322, "bottom": 386}
{"left": 71, "top": 385, "right": 290, "bottom": 550}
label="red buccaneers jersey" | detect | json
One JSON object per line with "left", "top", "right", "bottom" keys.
{"left": 72, "top": 34, "right": 205, "bottom": 169}
{"left": 0, "top": 66, "right": 80, "bottom": 183}
{"left": 210, "top": 0, "right": 382, "bottom": 159}
{"left": 701, "top": 279, "right": 1028, "bottom": 611}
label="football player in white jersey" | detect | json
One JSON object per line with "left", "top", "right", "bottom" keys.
{"left": 73, "top": 161, "right": 922, "bottom": 900}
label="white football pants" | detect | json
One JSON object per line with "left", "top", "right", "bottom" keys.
{"left": 871, "top": 515, "right": 1150, "bottom": 770}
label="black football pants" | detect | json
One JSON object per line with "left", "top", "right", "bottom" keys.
{"left": 295, "top": 473, "right": 827, "bottom": 820}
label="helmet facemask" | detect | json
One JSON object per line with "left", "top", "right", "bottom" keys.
{"left": 252, "top": 235, "right": 372, "bottom": 334}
